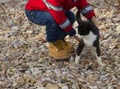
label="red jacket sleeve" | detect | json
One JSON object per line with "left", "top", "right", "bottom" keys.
{"left": 44, "top": 0, "right": 73, "bottom": 33}
{"left": 76, "top": 0, "right": 95, "bottom": 19}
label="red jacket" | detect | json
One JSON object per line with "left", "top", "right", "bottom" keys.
{"left": 25, "top": 0, "right": 95, "bottom": 32}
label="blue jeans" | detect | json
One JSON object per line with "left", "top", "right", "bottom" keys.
{"left": 25, "top": 10, "right": 75, "bottom": 42}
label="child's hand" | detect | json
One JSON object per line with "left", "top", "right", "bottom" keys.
{"left": 91, "top": 17, "right": 104, "bottom": 40}
{"left": 91, "top": 16, "right": 99, "bottom": 27}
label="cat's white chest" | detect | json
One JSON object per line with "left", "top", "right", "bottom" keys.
{"left": 81, "top": 31, "right": 97, "bottom": 47}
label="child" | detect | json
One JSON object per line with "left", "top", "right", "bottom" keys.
{"left": 25, "top": 0, "right": 99, "bottom": 59}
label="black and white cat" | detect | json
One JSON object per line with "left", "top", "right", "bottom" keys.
{"left": 75, "top": 11, "right": 104, "bottom": 66}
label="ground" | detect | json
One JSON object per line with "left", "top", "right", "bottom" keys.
{"left": 0, "top": 0, "right": 120, "bottom": 89}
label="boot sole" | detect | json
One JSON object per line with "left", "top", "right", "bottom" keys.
{"left": 49, "top": 53, "right": 70, "bottom": 60}
{"left": 64, "top": 48, "right": 75, "bottom": 53}
{"left": 68, "top": 50, "right": 75, "bottom": 53}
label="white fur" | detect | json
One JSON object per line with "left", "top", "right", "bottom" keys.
{"left": 75, "top": 31, "right": 104, "bottom": 66}
{"left": 75, "top": 55, "right": 80, "bottom": 64}
{"left": 75, "top": 28, "right": 81, "bottom": 38}
{"left": 75, "top": 31, "right": 97, "bottom": 64}
{"left": 95, "top": 52, "right": 104, "bottom": 66}
{"left": 81, "top": 31, "right": 97, "bottom": 47}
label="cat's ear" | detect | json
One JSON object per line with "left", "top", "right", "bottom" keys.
{"left": 76, "top": 11, "right": 82, "bottom": 25}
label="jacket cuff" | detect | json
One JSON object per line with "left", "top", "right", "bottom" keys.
{"left": 64, "top": 24, "right": 72, "bottom": 32}
{"left": 84, "top": 10, "right": 95, "bottom": 20}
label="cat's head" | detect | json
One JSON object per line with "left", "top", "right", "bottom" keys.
{"left": 76, "top": 11, "right": 90, "bottom": 35}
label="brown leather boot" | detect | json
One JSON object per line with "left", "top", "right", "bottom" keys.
{"left": 48, "top": 40, "right": 70, "bottom": 60}
{"left": 60, "top": 40, "right": 75, "bottom": 53}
